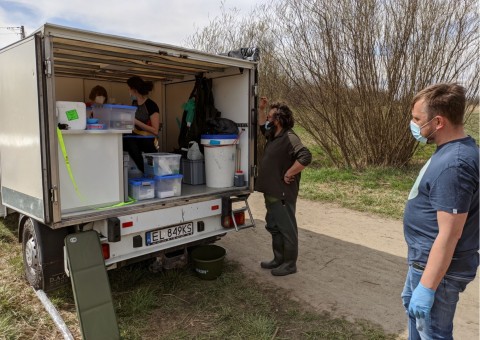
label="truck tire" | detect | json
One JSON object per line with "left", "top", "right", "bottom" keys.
{"left": 22, "top": 218, "right": 43, "bottom": 289}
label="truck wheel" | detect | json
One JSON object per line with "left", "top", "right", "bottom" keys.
{"left": 22, "top": 218, "right": 43, "bottom": 290}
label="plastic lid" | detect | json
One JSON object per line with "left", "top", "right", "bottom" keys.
{"left": 129, "top": 178, "right": 155, "bottom": 186}
{"left": 103, "top": 104, "right": 137, "bottom": 109}
{"left": 154, "top": 174, "right": 183, "bottom": 180}
{"left": 200, "top": 134, "right": 238, "bottom": 139}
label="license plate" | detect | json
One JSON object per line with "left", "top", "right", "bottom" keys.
{"left": 145, "top": 222, "right": 194, "bottom": 246}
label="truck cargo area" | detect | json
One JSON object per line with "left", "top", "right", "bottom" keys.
{"left": 0, "top": 23, "right": 258, "bottom": 307}
{"left": 0, "top": 24, "right": 256, "bottom": 227}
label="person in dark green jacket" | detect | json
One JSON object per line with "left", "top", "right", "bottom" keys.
{"left": 255, "top": 97, "right": 312, "bottom": 276}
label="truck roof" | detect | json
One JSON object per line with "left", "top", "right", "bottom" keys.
{"left": 6, "top": 22, "right": 256, "bottom": 83}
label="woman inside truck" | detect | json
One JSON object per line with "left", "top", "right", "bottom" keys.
{"left": 123, "top": 76, "right": 161, "bottom": 173}
{"left": 86, "top": 85, "right": 108, "bottom": 107}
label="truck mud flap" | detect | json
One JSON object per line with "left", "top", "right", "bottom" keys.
{"left": 65, "top": 231, "right": 119, "bottom": 339}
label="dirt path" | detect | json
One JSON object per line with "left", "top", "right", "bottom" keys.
{"left": 218, "top": 192, "right": 479, "bottom": 339}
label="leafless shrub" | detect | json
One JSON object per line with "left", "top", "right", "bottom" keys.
{"left": 270, "top": 0, "right": 479, "bottom": 167}
{"left": 187, "top": 0, "right": 479, "bottom": 168}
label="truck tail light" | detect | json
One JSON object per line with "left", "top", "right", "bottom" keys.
{"left": 221, "top": 197, "right": 246, "bottom": 228}
{"left": 101, "top": 243, "right": 110, "bottom": 259}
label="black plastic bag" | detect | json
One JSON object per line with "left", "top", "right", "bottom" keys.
{"left": 204, "top": 118, "right": 239, "bottom": 135}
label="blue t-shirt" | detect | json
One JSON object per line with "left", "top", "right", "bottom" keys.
{"left": 403, "top": 136, "right": 479, "bottom": 280}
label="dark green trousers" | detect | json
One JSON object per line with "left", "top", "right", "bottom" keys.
{"left": 264, "top": 195, "right": 298, "bottom": 266}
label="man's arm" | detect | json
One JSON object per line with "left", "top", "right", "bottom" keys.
{"left": 421, "top": 211, "right": 467, "bottom": 289}
{"left": 258, "top": 96, "right": 268, "bottom": 126}
{"left": 408, "top": 211, "right": 467, "bottom": 318}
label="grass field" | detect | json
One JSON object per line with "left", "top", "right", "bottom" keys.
{"left": 297, "top": 108, "right": 479, "bottom": 219}
{"left": 0, "top": 213, "right": 393, "bottom": 339}
{"left": 0, "top": 108, "right": 477, "bottom": 339}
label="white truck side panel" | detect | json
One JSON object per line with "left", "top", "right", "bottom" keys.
{"left": 0, "top": 37, "right": 45, "bottom": 220}
{"left": 212, "top": 72, "right": 250, "bottom": 175}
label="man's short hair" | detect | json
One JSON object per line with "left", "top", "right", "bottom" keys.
{"left": 411, "top": 83, "right": 466, "bottom": 125}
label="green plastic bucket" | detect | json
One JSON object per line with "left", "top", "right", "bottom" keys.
{"left": 191, "top": 245, "right": 226, "bottom": 280}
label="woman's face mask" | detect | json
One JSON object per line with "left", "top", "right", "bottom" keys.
{"left": 264, "top": 120, "right": 272, "bottom": 130}
{"left": 94, "top": 96, "right": 105, "bottom": 104}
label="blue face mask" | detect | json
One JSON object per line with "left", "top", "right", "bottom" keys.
{"left": 264, "top": 121, "right": 272, "bottom": 130}
{"left": 130, "top": 94, "right": 137, "bottom": 101}
{"left": 410, "top": 117, "right": 436, "bottom": 144}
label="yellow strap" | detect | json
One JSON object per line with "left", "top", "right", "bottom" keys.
{"left": 56, "top": 127, "right": 86, "bottom": 202}
{"left": 56, "top": 127, "right": 136, "bottom": 209}
{"left": 133, "top": 129, "right": 154, "bottom": 136}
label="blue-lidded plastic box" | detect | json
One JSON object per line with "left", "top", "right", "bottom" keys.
{"left": 143, "top": 153, "right": 182, "bottom": 177}
{"left": 128, "top": 178, "right": 155, "bottom": 200}
{"left": 92, "top": 104, "right": 136, "bottom": 130}
{"left": 154, "top": 174, "right": 183, "bottom": 198}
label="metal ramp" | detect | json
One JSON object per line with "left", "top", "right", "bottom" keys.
{"left": 65, "top": 231, "right": 119, "bottom": 339}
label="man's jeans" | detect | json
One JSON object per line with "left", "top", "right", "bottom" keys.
{"left": 401, "top": 265, "right": 469, "bottom": 340}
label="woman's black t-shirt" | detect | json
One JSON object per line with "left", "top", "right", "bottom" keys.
{"left": 135, "top": 98, "right": 159, "bottom": 131}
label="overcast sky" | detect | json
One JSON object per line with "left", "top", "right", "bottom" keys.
{"left": 0, "top": 0, "right": 261, "bottom": 49}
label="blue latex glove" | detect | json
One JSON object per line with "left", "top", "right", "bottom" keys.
{"left": 408, "top": 282, "right": 435, "bottom": 319}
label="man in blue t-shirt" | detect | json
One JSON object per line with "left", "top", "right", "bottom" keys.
{"left": 402, "top": 83, "right": 479, "bottom": 339}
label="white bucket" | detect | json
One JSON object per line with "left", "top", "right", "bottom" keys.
{"left": 201, "top": 134, "right": 237, "bottom": 188}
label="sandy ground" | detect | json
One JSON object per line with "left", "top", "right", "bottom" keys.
{"left": 218, "top": 192, "right": 479, "bottom": 339}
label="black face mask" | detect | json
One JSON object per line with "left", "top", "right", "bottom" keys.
{"left": 265, "top": 126, "right": 275, "bottom": 139}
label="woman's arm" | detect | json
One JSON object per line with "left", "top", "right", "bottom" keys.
{"left": 135, "top": 112, "right": 160, "bottom": 135}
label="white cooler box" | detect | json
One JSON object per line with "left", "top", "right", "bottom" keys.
{"left": 56, "top": 101, "right": 86, "bottom": 130}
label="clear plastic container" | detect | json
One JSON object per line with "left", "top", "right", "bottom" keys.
{"left": 154, "top": 174, "right": 183, "bottom": 198}
{"left": 109, "top": 104, "right": 136, "bottom": 130}
{"left": 91, "top": 104, "right": 136, "bottom": 130}
{"left": 143, "top": 153, "right": 182, "bottom": 177}
{"left": 128, "top": 178, "right": 155, "bottom": 200}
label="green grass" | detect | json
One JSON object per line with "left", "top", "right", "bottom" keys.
{"left": 0, "top": 214, "right": 394, "bottom": 339}
{"left": 295, "top": 108, "right": 479, "bottom": 219}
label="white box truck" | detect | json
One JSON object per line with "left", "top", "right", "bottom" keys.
{"left": 0, "top": 23, "right": 258, "bottom": 292}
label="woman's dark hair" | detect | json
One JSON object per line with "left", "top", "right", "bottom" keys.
{"left": 88, "top": 85, "right": 108, "bottom": 102}
{"left": 270, "top": 101, "right": 294, "bottom": 129}
{"left": 127, "top": 76, "right": 154, "bottom": 95}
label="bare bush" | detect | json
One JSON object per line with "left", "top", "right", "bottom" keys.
{"left": 187, "top": 0, "right": 479, "bottom": 168}
{"left": 269, "top": 0, "right": 479, "bottom": 167}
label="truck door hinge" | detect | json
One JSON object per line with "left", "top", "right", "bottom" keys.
{"left": 44, "top": 59, "right": 52, "bottom": 77}
{"left": 50, "top": 186, "right": 58, "bottom": 202}
{"left": 252, "top": 84, "right": 258, "bottom": 96}
{"left": 251, "top": 165, "right": 258, "bottom": 178}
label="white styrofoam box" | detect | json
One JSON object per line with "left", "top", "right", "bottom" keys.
{"left": 128, "top": 178, "right": 155, "bottom": 200}
{"left": 143, "top": 153, "right": 182, "bottom": 177}
{"left": 56, "top": 101, "right": 87, "bottom": 130}
{"left": 154, "top": 174, "right": 183, "bottom": 198}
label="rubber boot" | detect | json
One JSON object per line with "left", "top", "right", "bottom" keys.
{"left": 271, "top": 245, "right": 297, "bottom": 276}
{"left": 260, "top": 234, "right": 284, "bottom": 269}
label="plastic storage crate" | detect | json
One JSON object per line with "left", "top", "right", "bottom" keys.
{"left": 181, "top": 158, "right": 205, "bottom": 185}
{"left": 154, "top": 174, "right": 183, "bottom": 198}
{"left": 143, "top": 153, "right": 181, "bottom": 177}
{"left": 91, "top": 104, "right": 136, "bottom": 130}
{"left": 128, "top": 178, "right": 155, "bottom": 200}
